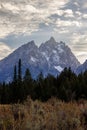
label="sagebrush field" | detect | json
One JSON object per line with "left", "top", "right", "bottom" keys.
{"left": 0, "top": 97, "right": 87, "bottom": 130}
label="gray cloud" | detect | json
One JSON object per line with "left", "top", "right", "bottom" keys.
{"left": 0, "top": 0, "right": 69, "bottom": 38}
{"left": 0, "top": 42, "right": 13, "bottom": 60}
{"left": 0, "top": 0, "right": 87, "bottom": 63}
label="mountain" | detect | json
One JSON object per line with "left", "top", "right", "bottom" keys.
{"left": 0, "top": 40, "right": 48, "bottom": 82}
{"left": 39, "top": 37, "right": 80, "bottom": 75}
{"left": 0, "top": 37, "right": 80, "bottom": 82}
{"left": 76, "top": 60, "right": 87, "bottom": 74}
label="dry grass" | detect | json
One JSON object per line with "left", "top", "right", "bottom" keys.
{"left": 0, "top": 98, "right": 87, "bottom": 130}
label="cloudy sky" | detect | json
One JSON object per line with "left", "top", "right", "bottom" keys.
{"left": 0, "top": 0, "right": 87, "bottom": 63}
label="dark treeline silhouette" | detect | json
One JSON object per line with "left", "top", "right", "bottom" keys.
{"left": 0, "top": 59, "right": 87, "bottom": 104}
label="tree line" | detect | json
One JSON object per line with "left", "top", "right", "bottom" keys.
{"left": 0, "top": 59, "right": 87, "bottom": 104}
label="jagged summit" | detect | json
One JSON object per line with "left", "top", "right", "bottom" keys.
{"left": 48, "top": 36, "right": 56, "bottom": 43}
{"left": 43, "top": 37, "right": 65, "bottom": 48}
{"left": 23, "top": 40, "right": 37, "bottom": 48}
{"left": 27, "top": 40, "right": 35, "bottom": 45}
{"left": 39, "top": 37, "right": 57, "bottom": 50}
{"left": 40, "top": 37, "right": 57, "bottom": 48}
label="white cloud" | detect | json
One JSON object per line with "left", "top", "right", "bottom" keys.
{"left": 68, "top": 32, "right": 87, "bottom": 63}
{"left": 70, "top": 33, "right": 87, "bottom": 44}
{"left": 0, "top": 43, "right": 13, "bottom": 60}
{"left": 75, "top": 11, "right": 82, "bottom": 16}
{"left": 2, "top": 3, "right": 19, "bottom": 12}
{"left": 54, "top": 9, "right": 74, "bottom": 18}
{"left": 74, "top": 2, "right": 79, "bottom": 7}
{"left": 64, "top": 9, "right": 74, "bottom": 18}
{"left": 75, "top": 52, "right": 87, "bottom": 63}
{"left": 83, "top": 14, "right": 87, "bottom": 19}
{"left": 56, "top": 19, "right": 82, "bottom": 27}
{"left": 54, "top": 27, "right": 69, "bottom": 34}
{"left": 55, "top": 10, "right": 64, "bottom": 16}
{"left": 0, "top": 0, "right": 69, "bottom": 38}
{"left": 0, "top": 0, "right": 87, "bottom": 63}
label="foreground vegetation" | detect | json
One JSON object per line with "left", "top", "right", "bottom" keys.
{"left": 1, "top": 59, "right": 87, "bottom": 129}
{"left": 0, "top": 97, "right": 87, "bottom": 130}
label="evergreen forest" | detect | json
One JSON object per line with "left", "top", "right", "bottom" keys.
{"left": 0, "top": 59, "right": 87, "bottom": 104}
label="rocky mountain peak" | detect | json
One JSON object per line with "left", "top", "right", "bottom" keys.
{"left": 0, "top": 37, "right": 80, "bottom": 82}
{"left": 25, "top": 40, "right": 37, "bottom": 48}
{"left": 48, "top": 36, "right": 56, "bottom": 43}
{"left": 45, "top": 37, "right": 57, "bottom": 47}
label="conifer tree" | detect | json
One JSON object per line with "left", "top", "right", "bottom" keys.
{"left": 18, "top": 59, "right": 22, "bottom": 82}
{"left": 24, "top": 68, "right": 32, "bottom": 82}
{"left": 37, "top": 72, "right": 43, "bottom": 82}
{"left": 23, "top": 68, "right": 33, "bottom": 99}
{"left": 13, "top": 65, "right": 17, "bottom": 82}
{"left": 15, "top": 59, "right": 23, "bottom": 102}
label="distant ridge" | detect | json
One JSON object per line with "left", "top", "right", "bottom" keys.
{"left": 76, "top": 60, "right": 87, "bottom": 74}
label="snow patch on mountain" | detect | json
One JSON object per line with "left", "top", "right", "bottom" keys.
{"left": 57, "top": 45, "right": 64, "bottom": 53}
{"left": 54, "top": 66, "right": 63, "bottom": 72}
{"left": 53, "top": 50, "right": 57, "bottom": 54}
{"left": 41, "top": 52, "right": 49, "bottom": 61}
{"left": 30, "top": 57, "right": 37, "bottom": 62}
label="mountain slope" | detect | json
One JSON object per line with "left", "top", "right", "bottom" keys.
{"left": 0, "top": 37, "right": 80, "bottom": 82}
{"left": 76, "top": 60, "right": 87, "bottom": 74}
{"left": 0, "top": 40, "right": 48, "bottom": 82}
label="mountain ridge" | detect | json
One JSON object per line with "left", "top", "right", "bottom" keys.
{"left": 0, "top": 37, "right": 80, "bottom": 82}
{"left": 76, "top": 60, "right": 87, "bottom": 74}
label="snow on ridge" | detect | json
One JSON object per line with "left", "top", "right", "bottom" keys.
{"left": 30, "top": 56, "right": 37, "bottom": 62}
{"left": 54, "top": 66, "right": 63, "bottom": 72}
{"left": 57, "top": 45, "right": 64, "bottom": 53}
{"left": 41, "top": 52, "right": 49, "bottom": 61}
